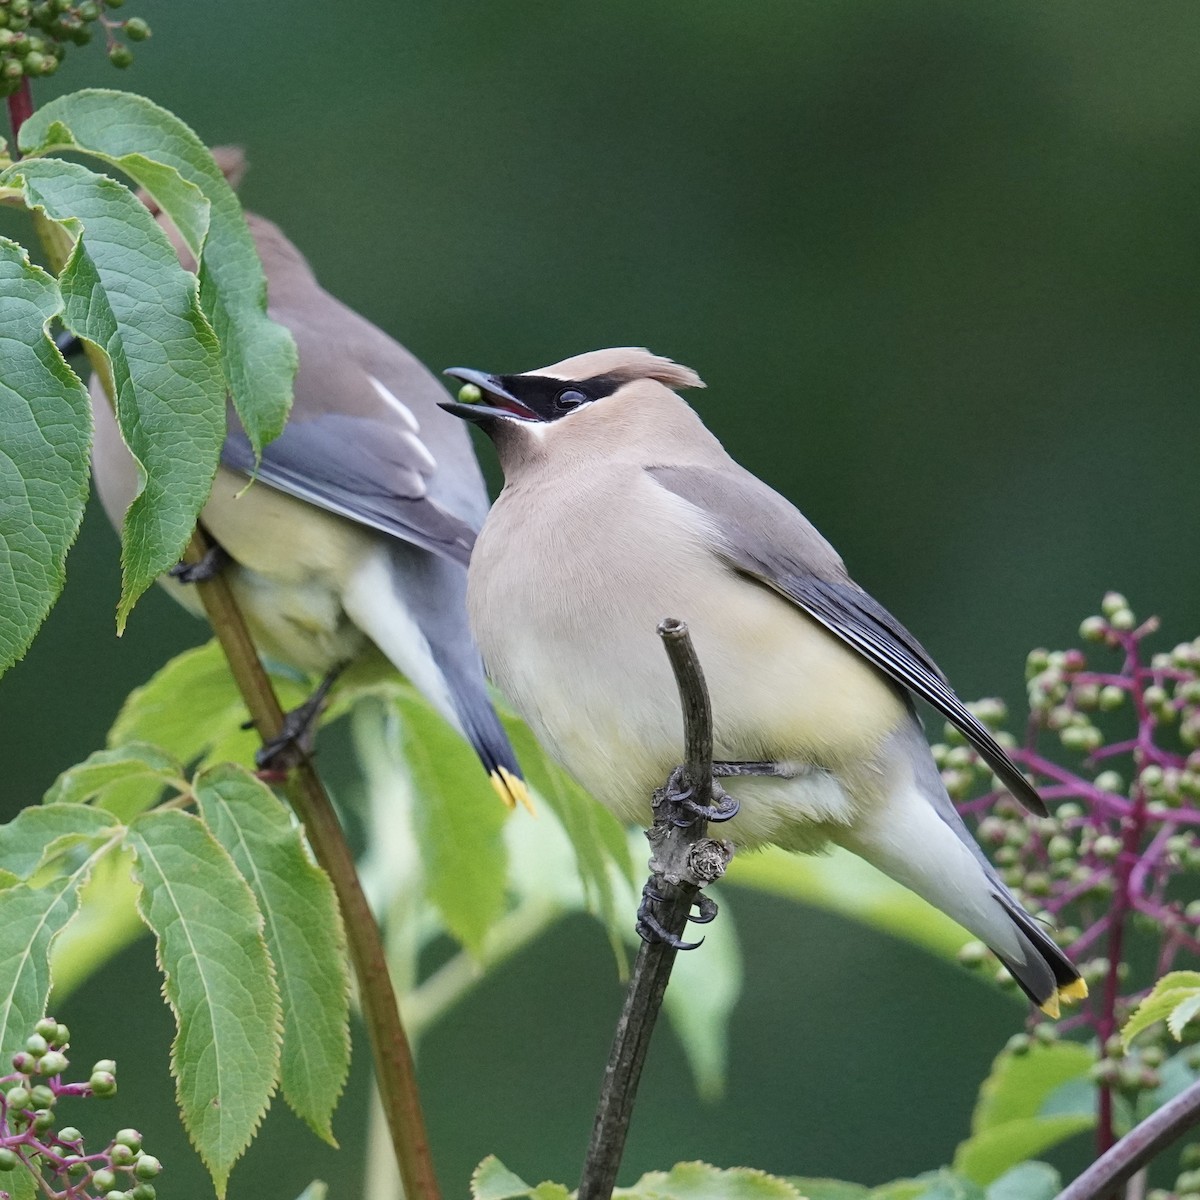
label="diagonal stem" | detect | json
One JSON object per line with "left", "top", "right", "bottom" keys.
{"left": 180, "top": 529, "right": 441, "bottom": 1200}
{"left": 578, "top": 617, "right": 729, "bottom": 1200}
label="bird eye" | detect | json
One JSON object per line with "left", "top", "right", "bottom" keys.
{"left": 554, "top": 387, "right": 588, "bottom": 410}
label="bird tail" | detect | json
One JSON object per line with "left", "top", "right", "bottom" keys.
{"left": 449, "top": 684, "right": 531, "bottom": 812}
{"left": 992, "top": 893, "right": 1088, "bottom": 1018}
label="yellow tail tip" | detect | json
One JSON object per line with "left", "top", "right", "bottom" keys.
{"left": 489, "top": 767, "right": 535, "bottom": 814}
{"left": 1038, "top": 977, "right": 1088, "bottom": 1019}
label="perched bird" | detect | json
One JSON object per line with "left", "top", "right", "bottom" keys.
{"left": 442, "top": 347, "right": 1086, "bottom": 1015}
{"left": 89, "top": 167, "right": 525, "bottom": 806}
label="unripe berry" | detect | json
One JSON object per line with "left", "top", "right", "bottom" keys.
{"left": 115, "top": 1129, "right": 143, "bottom": 1152}
{"left": 29, "top": 1084, "right": 54, "bottom": 1108}
{"left": 957, "top": 941, "right": 988, "bottom": 968}
{"left": 76, "top": 0, "right": 98, "bottom": 16}
{"left": 1033, "top": 1021, "right": 1057, "bottom": 1044}
{"left": 65, "top": 1155, "right": 87, "bottom": 1175}
{"left": 123, "top": 16, "right": 147, "bottom": 39}
{"left": 1101, "top": 591, "right": 1129, "bottom": 617}
{"left": 111, "top": 1142, "right": 135, "bottom": 1167}
{"left": 1094, "top": 770, "right": 1123, "bottom": 792}
{"left": 10, "top": 1050, "right": 35, "bottom": 1073}
{"left": 5, "top": 1085, "right": 31, "bottom": 1109}
{"left": 1093, "top": 835, "right": 1122, "bottom": 860}
{"left": 92, "top": 1059, "right": 116, "bottom": 1075}
{"left": 89, "top": 1070, "right": 116, "bottom": 1097}
{"left": 108, "top": 42, "right": 132, "bottom": 66}
{"left": 1047, "top": 835, "right": 1074, "bottom": 861}
{"left": 34, "top": 1017, "right": 58, "bottom": 1042}
{"left": 1006, "top": 1033, "right": 1031, "bottom": 1055}
{"left": 1080, "top": 615, "right": 1107, "bottom": 642}
{"left": 91, "top": 1169, "right": 116, "bottom": 1192}
{"left": 1099, "top": 685, "right": 1125, "bottom": 710}
{"left": 134, "top": 1155, "right": 162, "bottom": 1180}
{"left": 58, "top": 1125, "right": 82, "bottom": 1143}
{"left": 132, "top": 1185, "right": 157, "bottom": 1200}
{"left": 0, "top": 1149, "right": 18, "bottom": 1171}
{"left": 33, "top": 1107, "right": 54, "bottom": 1130}
{"left": 38, "top": 1050, "right": 68, "bottom": 1075}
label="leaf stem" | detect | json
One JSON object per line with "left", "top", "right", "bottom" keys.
{"left": 179, "top": 529, "right": 441, "bottom": 1200}
{"left": 6, "top": 78, "right": 32, "bottom": 149}
{"left": 1055, "top": 1076, "right": 1200, "bottom": 1200}
{"left": 577, "top": 618, "right": 729, "bottom": 1200}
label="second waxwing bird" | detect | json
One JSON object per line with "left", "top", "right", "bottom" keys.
{"left": 89, "top": 192, "right": 526, "bottom": 807}
{"left": 442, "top": 347, "right": 1086, "bottom": 1015}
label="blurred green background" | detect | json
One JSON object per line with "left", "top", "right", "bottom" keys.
{"left": 1, "top": 0, "right": 1197, "bottom": 1195}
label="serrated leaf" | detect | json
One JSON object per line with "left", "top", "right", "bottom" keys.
{"left": 505, "top": 715, "right": 633, "bottom": 959}
{"left": 620, "top": 1161, "right": 803, "bottom": 1199}
{"left": 787, "top": 1181, "right": 870, "bottom": 1200}
{"left": 0, "top": 871, "right": 88, "bottom": 1060}
{"left": 2, "top": 1157, "right": 37, "bottom": 1200}
{"left": 126, "top": 809, "right": 281, "bottom": 1197}
{"left": 21, "top": 89, "right": 297, "bottom": 456}
{"left": 193, "top": 763, "right": 349, "bottom": 1144}
{"left": 397, "top": 692, "right": 509, "bottom": 953}
{"left": 1122, "top": 971, "right": 1200, "bottom": 1047}
{"left": 0, "top": 156, "right": 226, "bottom": 628}
{"left": 984, "top": 1162, "right": 1059, "bottom": 1200}
{"left": 971, "top": 1041, "right": 1095, "bottom": 1131}
{"left": 472, "top": 1157, "right": 538, "bottom": 1200}
{"left": 954, "top": 1115, "right": 1092, "bottom": 1186}
{"left": 44, "top": 742, "right": 184, "bottom": 814}
{"left": 660, "top": 884, "right": 741, "bottom": 1101}
{"left": 0, "top": 236, "right": 90, "bottom": 677}
{"left": 0, "top": 803, "right": 117, "bottom": 879}
{"left": 110, "top": 639, "right": 309, "bottom": 770}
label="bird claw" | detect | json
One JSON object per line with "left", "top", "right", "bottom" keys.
{"left": 253, "top": 663, "right": 346, "bottom": 772}
{"left": 169, "top": 543, "right": 231, "bottom": 584}
{"left": 659, "top": 767, "right": 740, "bottom": 826}
{"left": 635, "top": 880, "right": 717, "bottom": 949}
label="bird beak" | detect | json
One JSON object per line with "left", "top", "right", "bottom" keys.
{"left": 441, "top": 368, "right": 538, "bottom": 422}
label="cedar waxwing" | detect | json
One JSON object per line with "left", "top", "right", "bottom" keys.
{"left": 88, "top": 162, "right": 526, "bottom": 807}
{"left": 442, "top": 347, "right": 1086, "bottom": 1015}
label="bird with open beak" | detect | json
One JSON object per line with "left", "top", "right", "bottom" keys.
{"left": 442, "top": 347, "right": 1086, "bottom": 1017}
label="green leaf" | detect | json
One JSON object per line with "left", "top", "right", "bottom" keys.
{"left": 971, "top": 1041, "right": 1095, "bottom": 1131}
{"left": 110, "top": 639, "right": 309, "bottom": 770}
{"left": 21, "top": 88, "right": 297, "bottom": 457}
{"left": 0, "top": 236, "right": 90, "bottom": 677}
{"left": 661, "top": 884, "right": 741, "bottom": 1101}
{"left": 620, "top": 1161, "right": 803, "bottom": 1199}
{"left": 788, "top": 1181, "right": 870, "bottom": 1200}
{"left": 0, "top": 871, "right": 88, "bottom": 1060}
{"left": 726, "top": 846, "right": 971, "bottom": 962}
{"left": 0, "top": 804, "right": 117, "bottom": 879}
{"left": 1122, "top": 971, "right": 1200, "bottom": 1047}
{"left": 1, "top": 156, "right": 226, "bottom": 629}
{"left": 2, "top": 1158, "right": 37, "bottom": 1200}
{"left": 126, "top": 809, "right": 282, "bottom": 1197}
{"left": 49, "top": 847, "right": 143, "bottom": 1001}
{"left": 870, "top": 1172, "right": 983, "bottom": 1200}
{"left": 472, "top": 1157, "right": 538, "bottom": 1200}
{"left": 984, "top": 1162, "right": 1059, "bottom": 1200}
{"left": 193, "top": 764, "right": 349, "bottom": 1145}
{"left": 397, "top": 692, "right": 509, "bottom": 954}
{"left": 44, "top": 743, "right": 184, "bottom": 814}
{"left": 505, "top": 715, "right": 634, "bottom": 959}
{"left": 954, "top": 1115, "right": 1092, "bottom": 1187}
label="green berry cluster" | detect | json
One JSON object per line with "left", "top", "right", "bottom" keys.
{"left": 0, "top": 1017, "right": 163, "bottom": 1199}
{"left": 0, "top": 0, "right": 149, "bottom": 96}
{"left": 1158, "top": 1139, "right": 1200, "bottom": 1200}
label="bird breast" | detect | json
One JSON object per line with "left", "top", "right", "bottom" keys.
{"left": 468, "top": 467, "right": 907, "bottom": 844}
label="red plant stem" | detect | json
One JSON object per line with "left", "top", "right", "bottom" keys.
{"left": 6, "top": 78, "right": 32, "bottom": 149}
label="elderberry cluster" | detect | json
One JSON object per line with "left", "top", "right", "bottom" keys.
{"left": 0, "top": 1018, "right": 163, "bottom": 1199}
{"left": 0, "top": 0, "right": 149, "bottom": 95}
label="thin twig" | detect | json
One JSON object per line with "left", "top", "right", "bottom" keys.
{"left": 181, "top": 530, "right": 441, "bottom": 1200}
{"left": 1055, "top": 1076, "right": 1200, "bottom": 1200}
{"left": 578, "top": 618, "right": 733, "bottom": 1200}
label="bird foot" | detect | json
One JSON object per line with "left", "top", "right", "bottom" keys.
{"left": 634, "top": 880, "right": 716, "bottom": 950}
{"left": 169, "top": 543, "right": 231, "bottom": 584}
{"left": 654, "top": 765, "right": 740, "bottom": 826}
{"left": 253, "top": 664, "right": 345, "bottom": 772}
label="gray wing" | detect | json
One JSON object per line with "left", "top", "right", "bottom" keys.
{"left": 218, "top": 287, "right": 483, "bottom": 567}
{"left": 648, "top": 463, "right": 1047, "bottom": 817}
{"left": 222, "top": 413, "right": 475, "bottom": 567}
